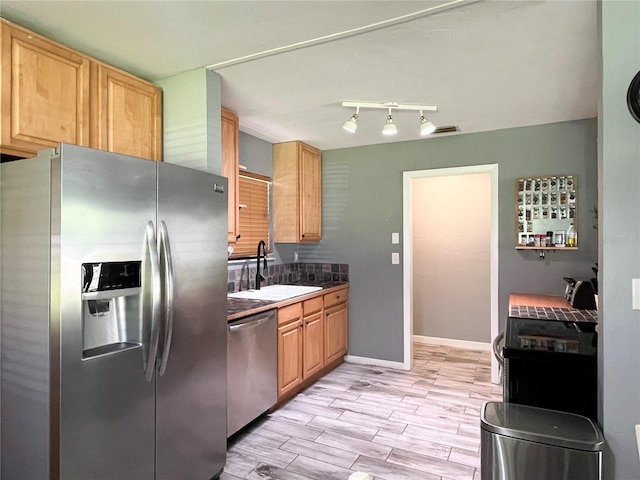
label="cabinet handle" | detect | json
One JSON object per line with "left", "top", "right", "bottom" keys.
{"left": 302, "top": 234, "right": 305, "bottom": 238}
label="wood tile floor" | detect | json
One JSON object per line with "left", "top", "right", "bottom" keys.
{"left": 222, "top": 343, "right": 502, "bottom": 480}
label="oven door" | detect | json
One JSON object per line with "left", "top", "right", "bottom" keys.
{"left": 504, "top": 316, "right": 597, "bottom": 420}
{"left": 505, "top": 317, "right": 596, "bottom": 355}
{"left": 504, "top": 347, "right": 597, "bottom": 420}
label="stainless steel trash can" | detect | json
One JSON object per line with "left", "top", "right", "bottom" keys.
{"left": 481, "top": 401, "right": 603, "bottom": 480}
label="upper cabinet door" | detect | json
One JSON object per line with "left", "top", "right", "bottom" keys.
{"left": 1, "top": 20, "right": 90, "bottom": 157}
{"left": 273, "top": 141, "right": 322, "bottom": 243}
{"left": 91, "top": 63, "right": 162, "bottom": 161}
{"left": 221, "top": 107, "right": 240, "bottom": 243}
{"left": 298, "top": 143, "right": 322, "bottom": 242}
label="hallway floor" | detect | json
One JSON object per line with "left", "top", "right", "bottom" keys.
{"left": 222, "top": 342, "right": 501, "bottom": 480}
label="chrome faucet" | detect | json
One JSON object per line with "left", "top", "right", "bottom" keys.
{"left": 255, "top": 240, "right": 267, "bottom": 290}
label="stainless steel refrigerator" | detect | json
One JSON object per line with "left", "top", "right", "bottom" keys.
{"left": 0, "top": 144, "right": 228, "bottom": 479}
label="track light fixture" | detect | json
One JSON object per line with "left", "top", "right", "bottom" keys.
{"left": 342, "top": 107, "right": 359, "bottom": 133}
{"left": 419, "top": 110, "right": 436, "bottom": 136}
{"left": 382, "top": 108, "right": 398, "bottom": 136}
{"left": 342, "top": 101, "right": 438, "bottom": 137}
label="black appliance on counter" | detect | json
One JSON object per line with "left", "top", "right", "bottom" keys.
{"left": 563, "top": 276, "right": 597, "bottom": 310}
{"left": 504, "top": 313, "right": 597, "bottom": 421}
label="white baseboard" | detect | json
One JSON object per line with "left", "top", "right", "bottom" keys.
{"left": 344, "top": 337, "right": 492, "bottom": 372}
{"left": 343, "top": 355, "right": 409, "bottom": 371}
{"left": 413, "top": 335, "right": 491, "bottom": 352}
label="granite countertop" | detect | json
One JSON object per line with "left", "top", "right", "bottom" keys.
{"left": 509, "top": 293, "right": 598, "bottom": 324}
{"left": 227, "top": 281, "right": 348, "bottom": 321}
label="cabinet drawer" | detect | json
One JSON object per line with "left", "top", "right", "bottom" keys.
{"left": 324, "top": 288, "right": 348, "bottom": 308}
{"left": 278, "top": 302, "right": 302, "bottom": 325}
{"left": 303, "top": 296, "right": 323, "bottom": 316}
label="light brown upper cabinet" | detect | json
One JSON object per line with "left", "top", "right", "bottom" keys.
{"left": 1, "top": 19, "right": 162, "bottom": 161}
{"left": 91, "top": 63, "right": 162, "bottom": 161}
{"left": 273, "top": 141, "right": 322, "bottom": 242}
{"left": 1, "top": 19, "right": 90, "bottom": 157}
{"left": 221, "top": 107, "right": 240, "bottom": 243}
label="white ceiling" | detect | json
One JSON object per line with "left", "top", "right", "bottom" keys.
{"left": 1, "top": 0, "right": 598, "bottom": 151}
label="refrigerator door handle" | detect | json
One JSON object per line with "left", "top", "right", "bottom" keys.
{"left": 158, "top": 220, "right": 174, "bottom": 376}
{"left": 144, "top": 221, "right": 162, "bottom": 382}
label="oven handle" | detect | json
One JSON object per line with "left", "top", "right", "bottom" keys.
{"left": 229, "top": 315, "right": 273, "bottom": 333}
{"left": 503, "top": 347, "right": 595, "bottom": 360}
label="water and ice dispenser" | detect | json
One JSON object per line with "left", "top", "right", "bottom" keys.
{"left": 81, "top": 261, "right": 142, "bottom": 358}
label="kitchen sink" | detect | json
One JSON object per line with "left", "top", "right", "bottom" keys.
{"left": 228, "top": 284, "right": 322, "bottom": 301}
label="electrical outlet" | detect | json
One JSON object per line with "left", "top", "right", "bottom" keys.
{"left": 392, "top": 252, "right": 400, "bottom": 264}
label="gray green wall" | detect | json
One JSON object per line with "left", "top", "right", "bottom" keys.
{"left": 239, "top": 131, "right": 272, "bottom": 177}
{"left": 298, "top": 119, "right": 598, "bottom": 363}
{"left": 599, "top": 1, "right": 640, "bottom": 478}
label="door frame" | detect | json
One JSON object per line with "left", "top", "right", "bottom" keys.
{"left": 402, "top": 164, "right": 500, "bottom": 383}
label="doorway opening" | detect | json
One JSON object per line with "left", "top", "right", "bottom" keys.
{"left": 402, "top": 164, "right": 499, "bottom": 383}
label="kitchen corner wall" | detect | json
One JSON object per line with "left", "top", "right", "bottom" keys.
{"left": 299, "top": 119, "right": 598, "bottom": 364}
{"left": 599, "top": 2, "right": 640, "bottom": 478}
{"left": 156, "top": 68, "right": 222, "bottom": 174}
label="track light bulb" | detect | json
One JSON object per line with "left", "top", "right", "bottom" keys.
{"left": 382, "top": 109, "right": 398, "bottom": 136}
{"left": 343, "top": 110, "right": 358, "bottom": 133}
{"left": 420, "top": 114, "right": 436, "bottom": 136}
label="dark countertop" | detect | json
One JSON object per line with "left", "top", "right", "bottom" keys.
{"left": 509, "top": 293, "right": 597, "bottom": 324}
{"left": 509, "top": 304, "right": 598, "bottom": 323}
{"left": 227, "top": 281, "right": 349, "bottom": 321}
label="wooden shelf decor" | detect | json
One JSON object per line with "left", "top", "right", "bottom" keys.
{"left": 515, "top": 174, "right": 578, "bottom": 250}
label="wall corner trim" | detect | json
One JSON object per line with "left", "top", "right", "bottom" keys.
{"left": 343, "top": 355, "right": 409, "bottom": 371}
{"left": 413, "top": 335, "right": 491, "bottom": 352}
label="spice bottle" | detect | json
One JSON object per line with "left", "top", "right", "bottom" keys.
{"left": 567, "top": 223, "right": 576, "bottom": 247}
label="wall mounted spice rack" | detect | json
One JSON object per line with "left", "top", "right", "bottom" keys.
{"left": 515, "top": 174, "right": 578, "bottom": 256}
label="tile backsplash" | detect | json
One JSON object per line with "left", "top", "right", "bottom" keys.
{"left": 227, "top": 262, "right": 349, "bottom": 292}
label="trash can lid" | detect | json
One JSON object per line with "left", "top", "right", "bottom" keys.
{"left": 481, "top": 401, "right": 604, "bottom": 452}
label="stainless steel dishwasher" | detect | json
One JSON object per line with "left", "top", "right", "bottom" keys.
{"left": 227, "top": 309, "right": 277, "bottom": 437}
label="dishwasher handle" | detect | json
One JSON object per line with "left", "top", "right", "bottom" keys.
{"left": 229, "top": 314, "right": 274, "bottom": 333}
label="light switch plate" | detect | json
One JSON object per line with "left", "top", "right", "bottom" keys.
{"left": 392, "top": 252, "right": 400, "bottom": 264}
{"left": 392, "top": 232, "right": 399, "bottom": 244}
{"left": 633, "top": 279, "right": 640, "bottom": 310}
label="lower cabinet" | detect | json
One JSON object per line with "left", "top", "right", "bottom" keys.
{"left": 276, "top": 286, "right": 348, "bottom": 403}
{"left": 302, "top": 296, "right": 325, "bottom": 378}
{"left": 324, "top": 288, "right": 349, "bottom": 364}
{"left": 277, "top": 303, "right": 303, "bottom": 399}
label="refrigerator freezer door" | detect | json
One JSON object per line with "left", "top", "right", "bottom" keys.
{"left": 1, "top": 155, "right": 53, "bottom": 480}
{"left": 155, "top": 162, "right": 228, "bottom": 479}
{"left": 58, "top": 144, "right": 157, "bottom": 479}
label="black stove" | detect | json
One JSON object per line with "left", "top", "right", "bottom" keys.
{"left": 503, "top": 311, "right": 598, "bottom": 420}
